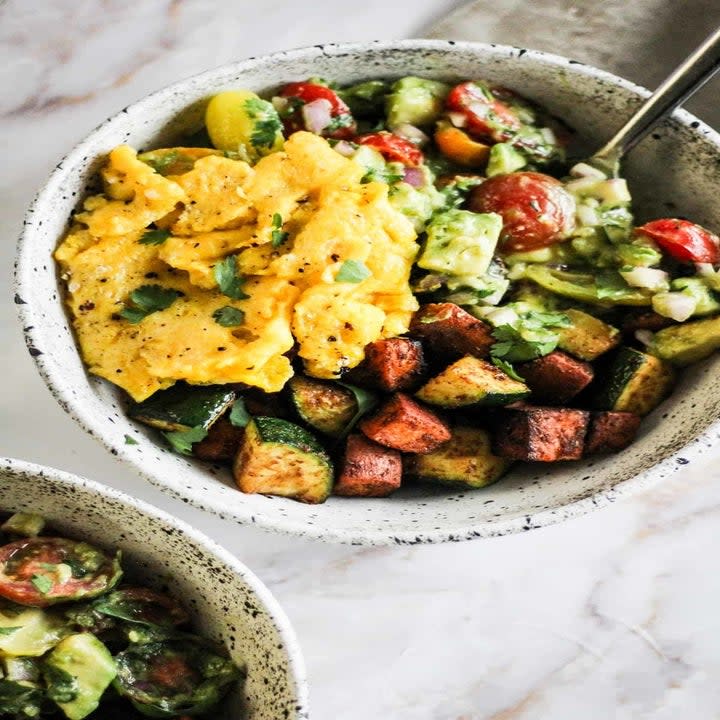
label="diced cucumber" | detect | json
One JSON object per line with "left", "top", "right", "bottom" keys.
{"left": 288, "top": 376, "right": 357, "bottom": 437}
{"left": 128, "top": 384, "right": 236, "bottom": 432}
{"left": 386, "top": 77, "right": 450, "bottom": 129}
{"left": 233, "top": 417, "right": 334, "bottom": 503}
{"left": 557, "top": 309, "right": 620, "bottom": 361}
{"left": 649, "top": 314, "right": 720, "bottom": 366}
{"left": 596, "top": 347, "right": 675, "bottom": 415}
{"left": 416, "top": 356, "right": 529, "bottom": 408}
{"left": 405, "top": 426, "right": 511, "bottom": 488}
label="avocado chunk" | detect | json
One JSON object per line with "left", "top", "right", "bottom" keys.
{"left": 0, "top": 512, "right": 45, "bottom": 538}
{"left": 649, "top": 314, "right": 720, "bottom": 366}
{"left": 0, "top": 602, "right": 69, "bottom": 657}
{"left": 417, "top": 209, "right": 502, "bottom": 278}
{"left": 386, "top": 76, "right": 450, "bottom": 129}
{"left": 486, "top": 143, "right": 527, "bottom": 176}
{"left": 44, "top": 634, "right": 116, "bottom": 720}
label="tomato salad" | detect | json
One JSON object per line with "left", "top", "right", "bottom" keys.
{"left": 62, "top": 75, "right": 720, "bottom": 504}
{"left": 0, "top": 513, "right": 241, "bottom": 720}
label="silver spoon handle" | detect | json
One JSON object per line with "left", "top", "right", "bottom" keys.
{"left": 593, "top": 24, "right": 720, "bottom": 161}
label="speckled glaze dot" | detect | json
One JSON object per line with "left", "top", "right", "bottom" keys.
{"left": 14, "top": 40, "right": 720, "bottom": 545}
{"left": 0, "top": 458, "right": 308, "bottom": 719}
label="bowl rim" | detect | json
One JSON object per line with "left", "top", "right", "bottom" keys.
{"left": 0, "top": 456, "right": 310, "bottom": 715}
{"left": 15, "top": 38, "right": 720, "bottom": 545}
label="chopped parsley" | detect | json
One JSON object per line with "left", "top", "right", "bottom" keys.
{"left": 229, "top": 398, "right": 251, "bottom": 428}
{"left": 213, "top": 256, "right": 249, "bottom": 300}
{"left": 244, "top": 97, "right": 282, "bottom": 149}
{"left": 271, "top": 213, "right": 289, "bottom": 248}
{"left": 490, "top": 311, "right": 570, "bottom": 363}
{"left": 124, "top": 434, "right": 138, "bottom": 445}
{"left": 139, "top": 228, "right": 171, "bottom": 245}
{"left": 163, "top": 425, "right": 208, "bottom": 455}
{"left": 119, "top": 285, "right": 181, "bottom": 324}
{"left": 212, "top": 306, "right": 245, "bottom": 327}
{"left": 30, "top": 575, "right": 53, "bottom": 595}
{"left": 335, "top": 259, "right": 371, "bottom": 283}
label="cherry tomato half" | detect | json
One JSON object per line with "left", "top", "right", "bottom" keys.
{"left": 355, "top": 132, "right": 424, "bottom": 167}
{"left": 469, "top": 172, "right": 576, "bottom": 252}
{"left": 637, "top": 218, "right": 720, "bottom": 264}
{"left": 446, "top": 81, "right": 522, "bottom": 143}
{"left": 279, "top": 81, "right": 357, "bottom": 139}
{"left": 0, "top": 537, "right": 122, "bottom": 607}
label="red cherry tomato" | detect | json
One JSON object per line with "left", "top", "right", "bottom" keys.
{"left": 469, "top": 172, "right": 576, "bottom": 252}
{"left": 279, "top": 81, "right": 356, "bottom": 139}
{"left": 637, "top": 218, "right": 720, "bottom": 264}
{"left": 355, "top": 132, "right": 424, "bottom": 167}
{"left": 446, "top": 81, "right": 522, "bottom": 143}
{"left": 0, "top": 537, "right": 122, "bottom": 607}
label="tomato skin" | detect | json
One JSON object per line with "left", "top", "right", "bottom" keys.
{"left": 279, "top": 82, "right": 356, "bottom": 139}
{"left": 446, "top": 81, "right": 521, "bottom": 142}
{"left": 0, "top": 537, "right": 121, "bottom": 607}
{"left": 355, "top": 132, "right": 424, "bottom": 167}
{"left": 637, "top": 218, "right": 720, "bottom": 264}
{"left": 469, "top": 172, "right": 576, "bottom": 252}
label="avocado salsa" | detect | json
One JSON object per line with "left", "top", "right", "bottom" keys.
{"left": 0, "top": 512, "right": 241, "bottom": 719}
{"left": 65, "top": 75, "right": 720, "bottom": 503}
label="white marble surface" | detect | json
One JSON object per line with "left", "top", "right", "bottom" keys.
{"left": 2, "top": 2, "right": 720, "bottom": 718}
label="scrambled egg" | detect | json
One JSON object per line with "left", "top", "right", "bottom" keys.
{"left": 56, "top": 133, "right": 419, "bottom": 401}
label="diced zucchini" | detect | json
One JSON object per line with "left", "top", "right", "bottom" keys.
{"left": 233, "top": 417, "right": 334, "bottom": 503}
{"left": 128, "top": 384, "right": 236, "bottom": 432}
{"left": 649, "top": 314, "right": 720, "bottom": 366}
{"left": 1, "top": 513, "right": 45, "bottom": 537}
{"left": 288, "top": 376, "right": 357, "bottom": 437}
{"left": 596, "top": 347, "right": 675, "bottom": 415}
{"left": 44, "top": 634, "right": 117, "bottom": 720}
{"left": 0, "top": 603, "right": 69, "bottom": 657}
{"left": 405, "top": 426, "right": 511, "bottom": 488}
{"left": 557, "top": 309, "right": 621, "bottom": 361}
{"left": 415, "top": 356, "right": 529, "bottom": 408}
{"left": 385, "top": 76, "right": 450, "bottom": 129}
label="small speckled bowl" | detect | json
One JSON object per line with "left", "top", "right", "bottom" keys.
{"left": 15, "top": 40, "right": 720, "bottom": 545}
{"left": 0, "top": 457, "right": 308, "bottom": 719}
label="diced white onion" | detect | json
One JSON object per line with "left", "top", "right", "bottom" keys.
{"left": 577, "top": 204, "right": 600, "bottom": 227}
{"left": 569, "top": 162, "right": 607, "bottom": 180}
{"left": 604, "top": 178, "right": 632, "bottom": 203}
{"left": 696, "top": 262, "right": 716, "bottom": 276}
{"left": 447, "top": 112, "right": 468, "bottom": 128}
{"left": 652, "top": 291, "right": 697, "bottom": 322}
{"left": 620, "top": 267, "right": 669, "bottom": 291}
{"left": 540, "top": 127, "right": 556, "bottom": 144}
{"left": 333, "top": 140, "right": 356, "bottom": 157}
{"left": 485, "top": 306, "right": 519, "bottom": 327}
{"left": 565, "top": 177, "right": 603, "bottom": 193}
{"left": 301, "top": 98, "right": 333, "bottom": 134}
{"left": 634, "top": 329, "right": 654, "bottom": 347}
{"left": 271, "top": 96, "right": 289, "bottom": 113}
{"left": 393, "top": 123, "right": 430, "bottom": 146}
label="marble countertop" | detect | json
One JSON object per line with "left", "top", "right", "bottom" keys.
{"left": 2, "top": 1, "right": 720, "bottom": 717}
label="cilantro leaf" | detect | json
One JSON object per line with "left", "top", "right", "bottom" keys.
{"left": 213, "top": 256, "right": 249, "bottom": 300}
{"left": 337, "top": 382, "right": 378, "bottom": 438}
{"left": 0, "top": 626, "right": 21, "bottom": 636}
{"left": 119, "top": 285, "right": 181, "bottom": 324}
{"left": 139, "top": 228, "right": 171, "bottom": 245}
{"left": 271, "top": 212, "right": 289, "bottom": 248}
{"left": 244, "top": 97, "right": 282, "bottom": 149}
{"left": 30, "top": 575, "right": 53, "bottom": 595}
{"left": 124, "top": 435, "right": 138, "bottom": 445}
{"left": 325, "top": 114, "right": 354, "bottom": 132}
{"left": 522, "top": 310, "right": 571, "bottom": 329}
{"left": 490, "top": 324, "right": 557, "bottom": 363}
{"left": 335, "top": 259, "right": 371, "bottom": 283}
{"left": 163, "top": 425, "right": 208, "bottom": 455}
{"left": 491, "top": 357, "right": 525, "bottom": 382}
{"left": 229, "top": 398, "right": 251, "bottom": 428}
{"left": 212, "top": 306, "right": 245, "bottom": 327}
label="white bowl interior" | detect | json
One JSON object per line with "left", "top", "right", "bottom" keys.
{"left": 16, "top": 40, "right": 720, "bottom": 544}
{"left": 0, "top": 458, "right": 307, "bottom": 719}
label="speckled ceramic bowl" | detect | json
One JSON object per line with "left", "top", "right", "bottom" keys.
{"left": 0, "top": 458, "right": 308, "bottom": 719}
{"left": 15, "top": 40, "right": 720, "bottom": 545}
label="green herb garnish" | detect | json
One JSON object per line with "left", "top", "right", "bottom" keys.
{"left": 212, "top": 306, "right": 245, "bottom": 327}
{"left": 30, "top": 575, "right": 53, "bottom": 595}
{"left": 119, "top": 285, "right": 181, "bottom": 324}
{"left": 337, "top": 382, "right": 378, "bottom": 437}
{"left": 244, "top": 97, "right": 282, "bottom": 149}
{"left": 124, "top": 435, "right": 138, "bottom": 445}
{"left": 229, "top": 398, "right": 251, "bottom": 428}
{"left": 0, "top": 626, "right": 20, "bottom": 636}
{"left": 491, "top": 357, "right": 525, "bottom": 382}
{"left": 490, "top": 311, "right": 570, "bottom": 363}
{"left": 335, "top": 259, "right": 371, "bottom": 283}
{"left": 271, "top": 213, "right": 289, "bottom": 248}
{"left": 163, "top": 425, "right": 208, "bottom": 455}
{"left": 213, "top": 256, "right": 249, "bottom": 300}
{"left": 139, "top": 228, "right": 171, "bottom": 246}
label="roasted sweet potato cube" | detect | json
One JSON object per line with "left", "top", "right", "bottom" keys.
{"left": 359, "top": 393, "right": 451, "bottom": 454}
{"left": 346, "top": 338, "right": 425, "bottom": 392}
{"left": 493, "top": 406, "right": 590, "bottom": 461}
{"left": 518, "top": 351, "right": 594, "bottom": 404}
{"left": 409, "top": 303, "right": 494, "bottom": 359}
{"left": 334, "top": 434, "right": 402, "bottom": 497}
{"left": 193, "top": 418, "right": 244, "bottom": 462}
{"left": 584, "top": 411, "right": 641, "bottom": 454}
